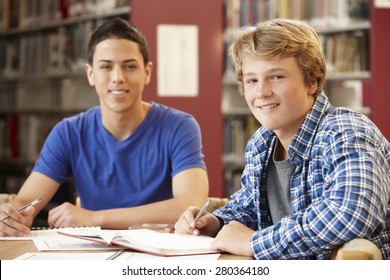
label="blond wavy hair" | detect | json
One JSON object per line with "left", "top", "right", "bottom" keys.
{"left": 229, "top": 19, "right": 327, "bottom": 97}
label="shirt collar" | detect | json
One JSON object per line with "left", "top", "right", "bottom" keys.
{"left": 288, "top": 92, "right": 333, "bottom": 162}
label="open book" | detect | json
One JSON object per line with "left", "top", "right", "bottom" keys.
{"left": 57, "top": 228, "right": 220, "bottom": 257}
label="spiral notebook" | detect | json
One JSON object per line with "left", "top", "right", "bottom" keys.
{"left": 0, "top": 226, "right": 100, "bottom": 241}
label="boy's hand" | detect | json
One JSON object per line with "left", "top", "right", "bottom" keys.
{"left": 0, "top": 203, "right": 35, "bottom": 237}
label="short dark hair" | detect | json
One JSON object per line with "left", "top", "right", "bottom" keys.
{"left": 87, "top": 17, "right": 150, "bottom": 66}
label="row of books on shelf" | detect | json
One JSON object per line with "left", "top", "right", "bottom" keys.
{"left": 224, "top": 168, "right": 242, "bottom": 197}
{"left": 0, "top": 19, "right": 104, "bottom": 77}
{"left": 0, "top": 0, "right": 128, "bottom": 32}
{"left": 0, "top": 76, "right": 98, "bottom": 112}
{"left": 1, "top": 176, "right": 22, "bottom": 193}
{"left": 0, "top": 114, "right": 61, "bottom": 162}
{"left": 224, "top": 0, "right": 369, "bottom": 30}
{"left": 222, "top": 115, "right": 258, "bottom": 196}
{"left": 223, "top": 115, "right": 259, "bottom": 165}
{"left": 319, "top": 29, "right": 369, "bottom": 74}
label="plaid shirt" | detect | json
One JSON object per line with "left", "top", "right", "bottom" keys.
{"left": 215, "top": 92, "right": 390, "bottom": 260}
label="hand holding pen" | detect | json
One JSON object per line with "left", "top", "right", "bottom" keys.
{"left": 190, "top": 198, "right": 211, "bottom": 230}
{"left": 0, "top": 198, "right": 42, "bottom": 223}
{"left": 0, "top": 198, "right": 42, "bottom": 237}
{"left": 174, "top": 198, "right": 224, "bottom": 237}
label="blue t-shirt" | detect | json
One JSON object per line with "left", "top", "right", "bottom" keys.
{"left": 33, "top": 102, "right": 206, "bottom": 210}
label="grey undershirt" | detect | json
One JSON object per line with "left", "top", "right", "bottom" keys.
{"left": 266, "top": 141, "right": 295, "bottom": 224}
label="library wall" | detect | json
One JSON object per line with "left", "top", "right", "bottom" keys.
{"left": 370, "top": 2, "right": 390, "bottom": 140}
{"left": 131, "top": 0, "right": 225, "bottom": 197}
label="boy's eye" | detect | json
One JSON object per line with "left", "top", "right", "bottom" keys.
{"left": 125, "top": 64, "right": 137, "bottom": 70}
{"left": 245, "top": 78, "right": 257, "bottom": 84}
{"left": 100, "top": 65, "right": 111, "bottom": 70}
{"left": 271, "top": 75, "right": 283, "bottom": 80}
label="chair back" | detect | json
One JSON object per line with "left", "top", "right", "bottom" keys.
{"left": 206, "top": 197, "right": 229, "bottom": 213}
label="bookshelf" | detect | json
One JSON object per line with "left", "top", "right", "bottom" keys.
{"left": 0, "top": 0, "right": 130, "bottom": 226}
{"left": 0, "top": 0, "right": 129, "bottom": 163}
{"left": 222, "top": 0, "right": 374, "bottom": 195}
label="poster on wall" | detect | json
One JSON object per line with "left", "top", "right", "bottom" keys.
{"left": 375, "top": 0, "right": 390, "bottom": 8}
{"left": 157, "top": 24, "right": 199, "bottom": 97}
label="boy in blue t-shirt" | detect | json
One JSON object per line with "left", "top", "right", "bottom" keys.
{"left": 0, "top": 18, "right": 208, "bottom": 236}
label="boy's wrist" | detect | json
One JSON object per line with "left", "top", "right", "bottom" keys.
{"left": 216, "top": 216, "right": 225, "bottom": 232}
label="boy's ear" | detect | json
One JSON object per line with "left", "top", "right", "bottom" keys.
{"left": 85, "top": 63, "right": 95, "bottom": 86}
{"left": 144, "top": 62, "right": 153, "bottom": 85}
{"left": 308, "top": 81, "right": 318, "bottom": 96}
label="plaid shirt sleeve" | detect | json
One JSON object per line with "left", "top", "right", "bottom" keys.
{"left": 213, "top": 162, "right": 260, "bottom": 229}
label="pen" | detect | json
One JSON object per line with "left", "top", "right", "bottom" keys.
{"left": 0, "top": 198, "right": 42, "bottom": 223}
{"left": 191, "top": 198, "right": 211, "bottom": 229}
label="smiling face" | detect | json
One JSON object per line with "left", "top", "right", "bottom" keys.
{"left": 85, "top": 38, "right": 152, "bottom": 116}
{"left": 242, "top": 56, "right": 317, "bottom": 140}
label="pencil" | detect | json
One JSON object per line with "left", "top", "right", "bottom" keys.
{"left": 0, "top": 198, "right": 42, "bottom": 223}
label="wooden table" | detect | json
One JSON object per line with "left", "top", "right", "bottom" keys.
{"left": 0, "top": 239, "right": 253, "bottom": 260}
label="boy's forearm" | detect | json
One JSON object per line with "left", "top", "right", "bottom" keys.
{"left": 95, "top": 198, "right": 197, "bottom": 229}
